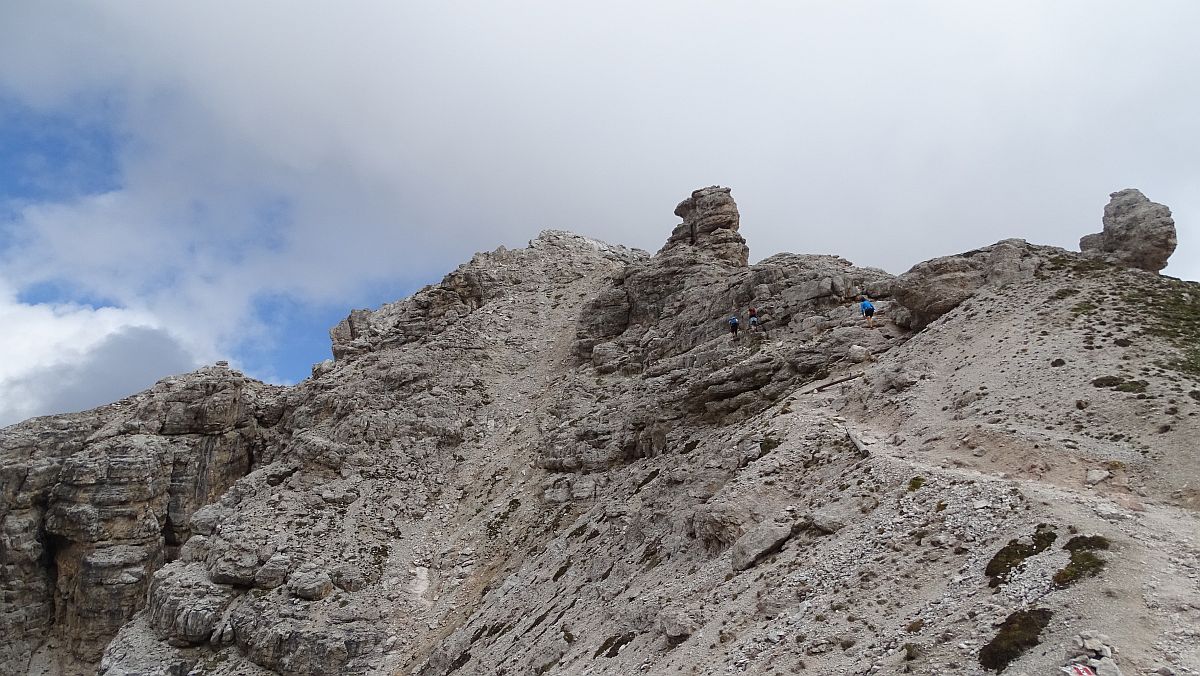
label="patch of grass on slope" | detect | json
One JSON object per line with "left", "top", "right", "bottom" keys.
{"left": 979, "top": 608, "right": 1052, "bottom": 672}
{"left": 984, "top": 524, "right": 1057, "bottom": 587}
{"left": 1052, "top": 535, "right": 1110, "bottom": 588}
{"left": 1119, "top": 277, "right": 1200, "bottom": 378}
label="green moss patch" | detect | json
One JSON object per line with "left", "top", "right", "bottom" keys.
{"left": 978, "top": 608, "right": 1053, "bottom": 672}
{"left": 907, "top": 476, "right": 925, "bottom": 491}
{"left": 1045, "top": 254, "right": 1114, "bottom": 274}
{"left": 1052, "top": 535, "right": 1110, "bottom": 588}
{"left": 1115, "top": 380, "right": 1148, "bottom": 393}
{"left": 1091, "top": 376, "right": 1123, "bottom": 388}
{"left": 985, "top": 524, "right": 1057, "bottom": 587}
{"left": 1053, "top": 551, "right": 1106, "bottom": 587}
{"left": 1064, "top": 535, "right": 1110, "bottom": 552}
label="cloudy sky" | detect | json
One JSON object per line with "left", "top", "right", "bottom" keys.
{"left": 0, "top": 1, "right": 1196, "bottom": 425}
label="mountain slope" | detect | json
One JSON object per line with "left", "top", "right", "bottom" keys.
{"left": 0, "top": 187, "right": 1195, "bottom": 676}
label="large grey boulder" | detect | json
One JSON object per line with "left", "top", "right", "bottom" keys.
{"left": 287, "top": 569, "right": 334, "bottom": 601}
{"left": 146, "top": 561, "right": 238, "bottom": 646}
{"left": 730, "top": 522, "right": 794, "bottom": 571}
{"left": 1081, "top": 188, "right": 1177, "bottom": 272}
{"left": 892, "top": 239, "right": 1049, "bottom": 329}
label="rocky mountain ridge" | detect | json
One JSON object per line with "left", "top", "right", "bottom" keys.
{"left": 0, "top": 187, "right": 1195, "bottom": 676}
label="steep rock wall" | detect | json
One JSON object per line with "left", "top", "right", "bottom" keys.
{"left": 0, "top": 369, "right": 282, "bottom": 675}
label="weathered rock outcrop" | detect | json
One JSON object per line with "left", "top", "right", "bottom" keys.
{"left": 661, "top": 185, "right": 749, "bottom": 266}
{"left": 0, "top": 368, "right": 281, "bottom": 675}
{"left": 896, "top": 188, "right": 1179, "bottom": 330}
{"left": 729, "top": 522, "right": 793, "bottom": 571}
{"left": 1081, "top": 188, "right": 1177, "bottom": 272}
{"left": 333, "top": 231, "right": 643, "bottom": 361}
{"left": 558, "top": 188, "right": 902, "bottom": 471}
{"left": 3, "top": 186, "right": 1196, "bottom": 676}
{"left": 893, "top": 238, "right": 1064, "bottom": 329}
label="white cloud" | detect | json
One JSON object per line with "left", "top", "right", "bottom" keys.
{"left": 0, "top": 1, "right": 1197, "bottom": 421}
{"left": 0, "top": 280, "right": 200, "bottom": 425}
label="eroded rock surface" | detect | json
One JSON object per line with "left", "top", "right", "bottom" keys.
{"left": 2, "top": 186, "right": 1196, "bottom": 676}
{"left": 0, "top": 369, "right": 281, "bottom": 675}
{"left": 892, "top": 238, "right": 1056, "bottom": 329}
{"left": 1081, "top": 188, "right": 1177, "bottom": 272}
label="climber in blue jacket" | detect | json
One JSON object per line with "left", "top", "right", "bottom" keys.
{"left": 859, "top": 296, "right": 876, "bottom": 327}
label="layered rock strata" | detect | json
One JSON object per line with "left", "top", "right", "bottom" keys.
{"left": 0, "top": 369, "right": 282, "bottom": 674}
{"left": 0, "top": 186, "right": 1195, "bottom": 676}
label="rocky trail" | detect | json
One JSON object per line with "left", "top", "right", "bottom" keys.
{"left": 1, "top": 187, "right": 1196, "bottom": 676}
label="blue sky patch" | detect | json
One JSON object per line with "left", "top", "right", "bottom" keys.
{"left": 0, "top": 96, "right": 123, "bottom": 205}
{"left": 16, "top": 278, "right": 122, "bottom": 309}
{"left": 235, "top": 282, "right": 418, "bottom": 384}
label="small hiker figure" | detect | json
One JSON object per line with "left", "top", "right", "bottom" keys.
{"left": 748, "top": 307, "right": 760, "bottom": 332}
{"left": 859, "top": 296, "right": 876, "bottom": 327}
{"left": 728, "top": 314, "right": 740, "bottom": 340}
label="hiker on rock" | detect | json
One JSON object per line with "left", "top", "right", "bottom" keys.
{"left": 859, "top": 296, "right": 876, "bottom": 327}
{"left": 748, "top": 307, "right": 760, "bottom": 332}
{"left": 728, "top": 314, "right": 740, "bottom": 340}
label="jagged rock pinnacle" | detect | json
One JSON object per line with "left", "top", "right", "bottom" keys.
{"left": 659, "top": 185, "right": 749, "bottom": 266}
{"left": 1080, "top": 188, "right": 1177, "bottom": 272}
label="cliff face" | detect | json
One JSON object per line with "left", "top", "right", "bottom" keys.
{"left": 0, "top": 370, "right": 283, "bottom": 674}
{"left": 1, "top": 187, "right": 1196, "bottom": 676}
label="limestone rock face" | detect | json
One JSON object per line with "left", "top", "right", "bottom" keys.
{"left": 146, "top": 561, "right": 238, "bottom": 646}
{"left": 1081, "top": 188, "right": 1177, "bottom": 272}
{"left": 4, "top": 187, "right": 1196, "bottom": 676}
{"left": 893, "top": 239, "right": 1055, "bottom": 329}
{"left": 564, "top": 188, "right": 901, "bottom": 471}
{"left": 0, "top": 367, "right": 281, "bottom": 674}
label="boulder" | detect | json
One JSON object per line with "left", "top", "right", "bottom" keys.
{"left": 657, "top": 609, "right": 698, "bottom": 645}
{"left": 809, "top": 503, "right": 853, "bottom": 534}
{"left": 730, "top": 523, "right": 794, "bottom": 571}
{"left": 846, "top": 345, "right": 872, "bottom": 363}
{"left": 146, "top": 562, "right": 238, "bottom": 646}
{"left": 254, "top": 553, "right": 292, "bottom": 589}
{"left": 893, "top": 239, "right": 1046, "bottom": 329}
{"left": 689, "top": 503, "right": 751, "bottom": 552}
{"left": 1081, "top": 188, "right": 1176, "bottom": 272}
{"left": 892, "top": 256, "right": 983, "bottom": 329}
{"left": 288, "top": 570, "right": 333, "bottom": 600}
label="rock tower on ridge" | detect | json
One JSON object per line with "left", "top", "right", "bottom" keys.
{"left": 1080, "top": 188, "right": 1177, "bottom": 272}
{"left": 660, "top": 185, "right": 749, "bottom": 266}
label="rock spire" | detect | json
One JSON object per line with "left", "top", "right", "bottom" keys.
{"left": 659, "top": 185, "right": 749, "bottom": 266}
{"left": 1080, "top": 188, "right": 1177, "bottom": 272}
